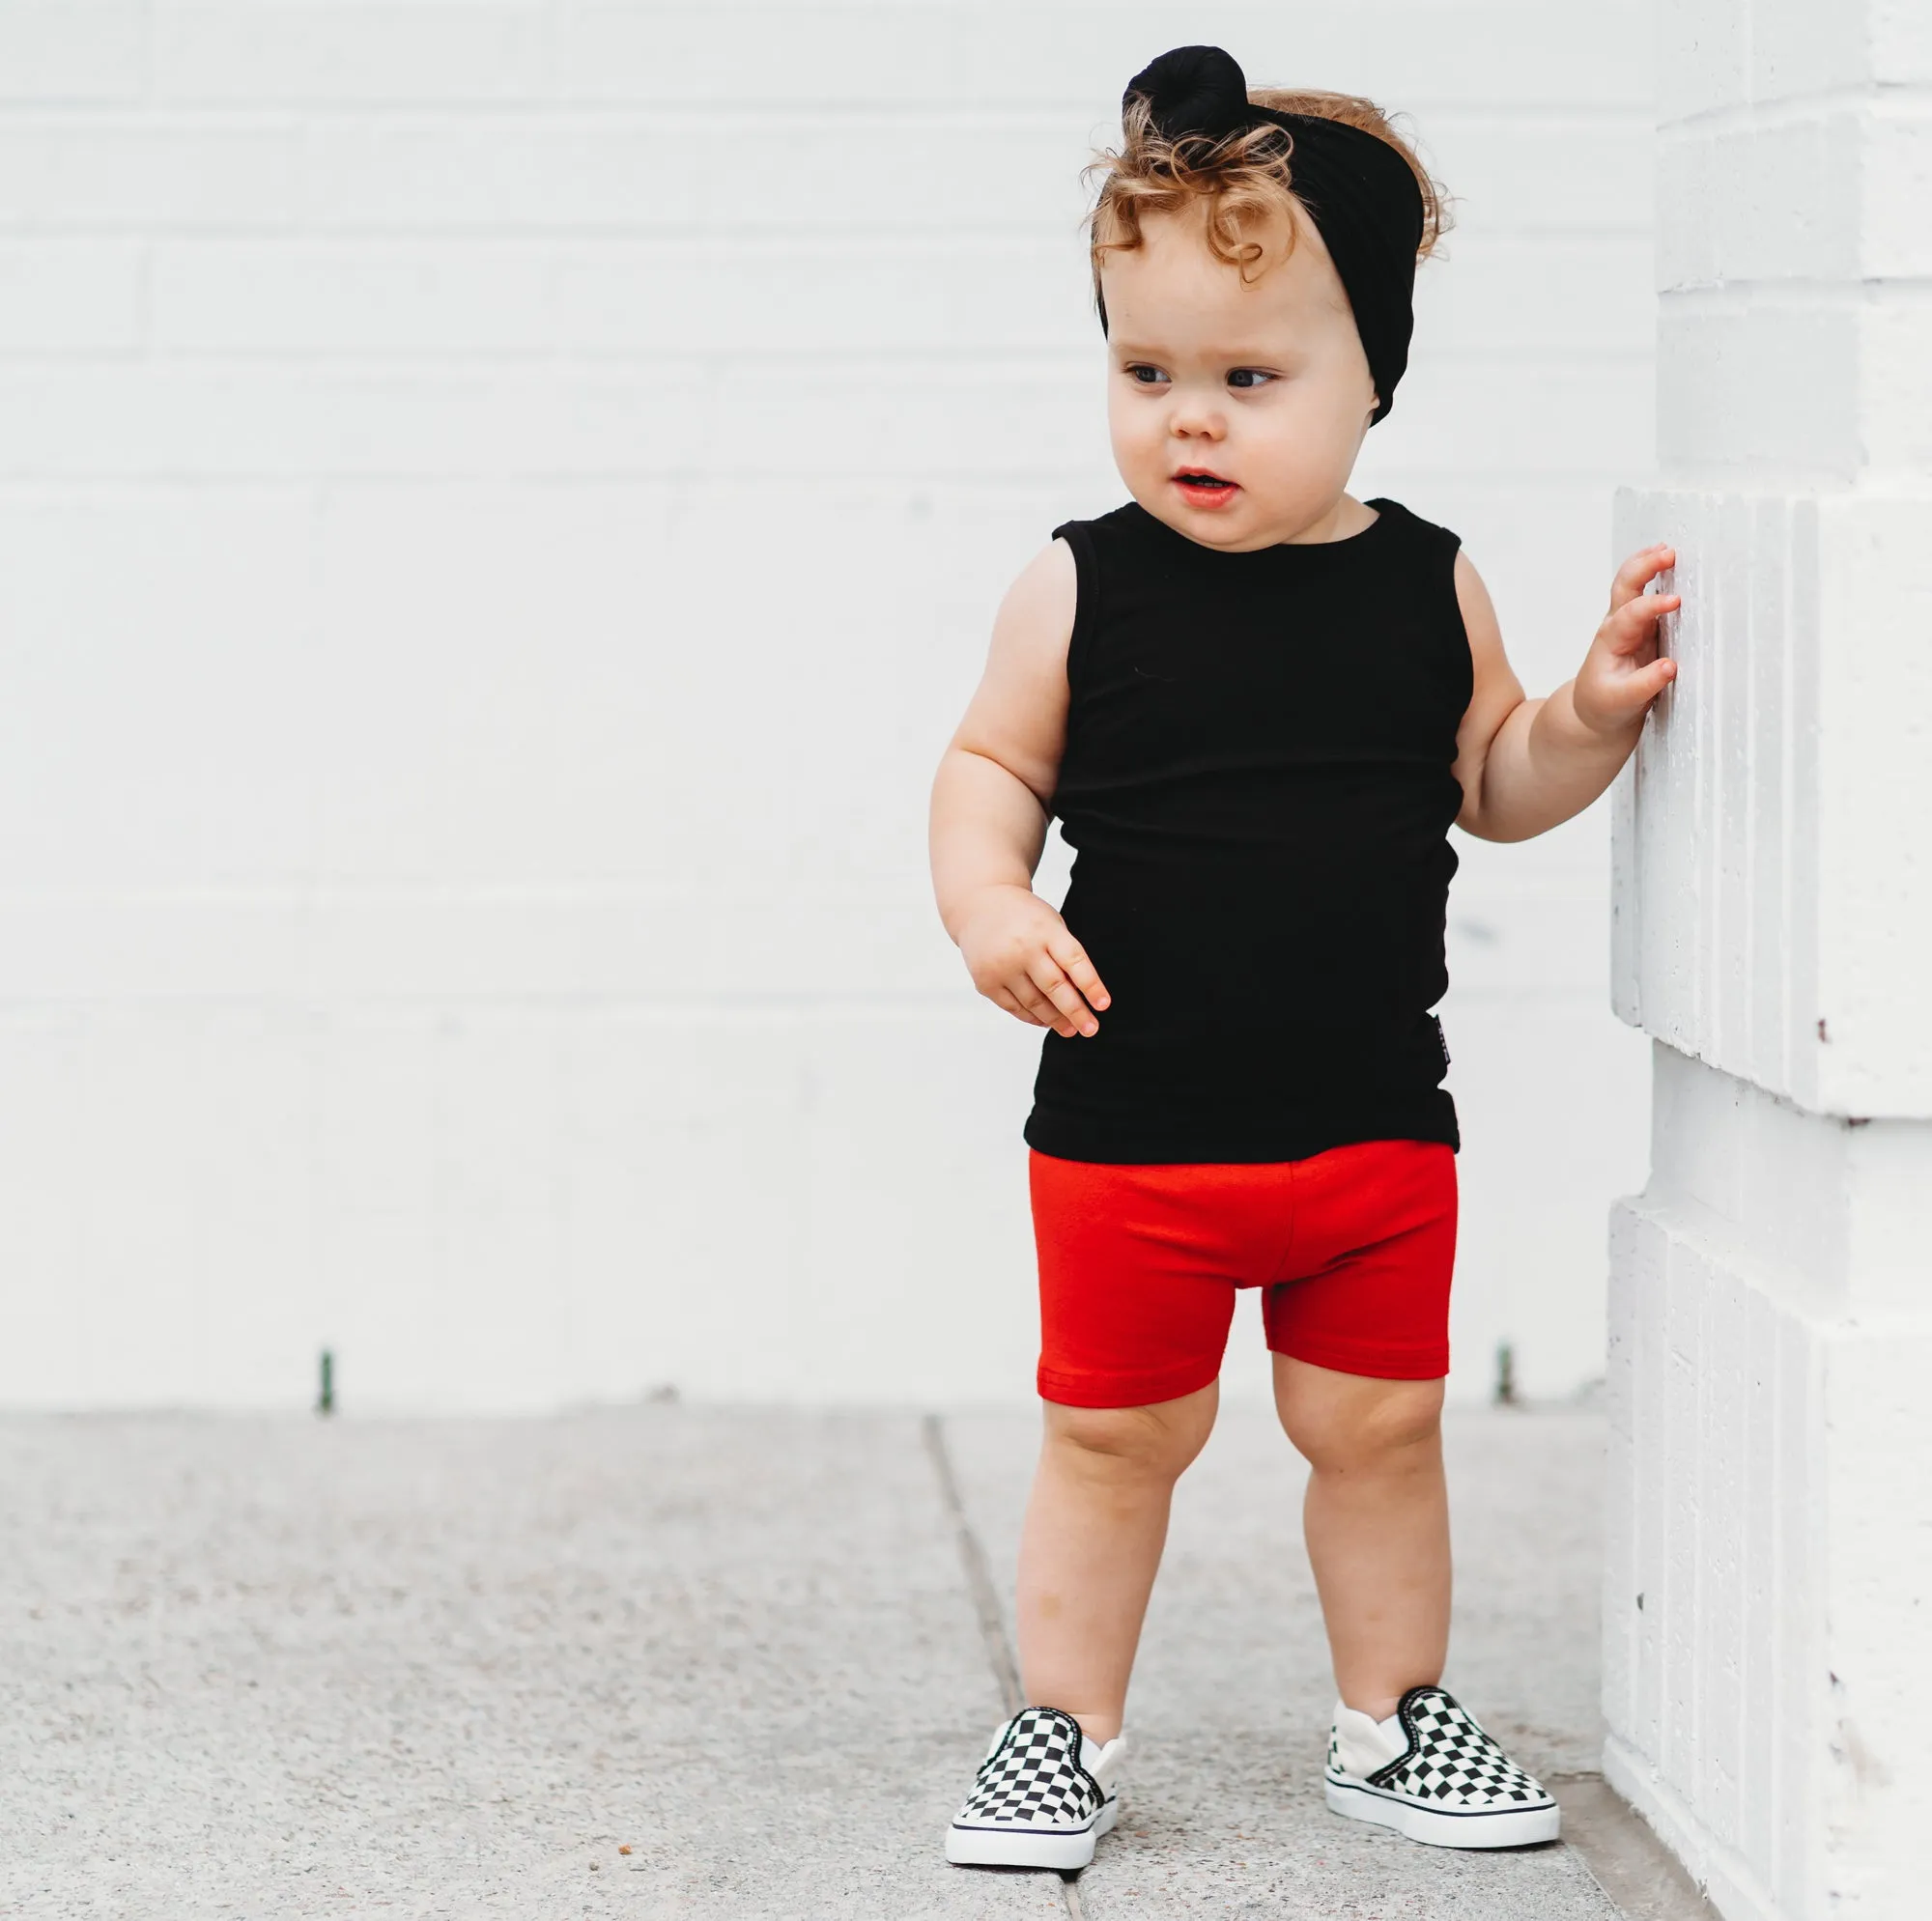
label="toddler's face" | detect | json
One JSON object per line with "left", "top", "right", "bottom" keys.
{"left": 1098, "top": 200, "right": 1378, "bottom": 550}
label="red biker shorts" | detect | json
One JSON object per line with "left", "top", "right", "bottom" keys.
{"left": 1030, "top": 1138, "right": 1456, "bottom": 1408}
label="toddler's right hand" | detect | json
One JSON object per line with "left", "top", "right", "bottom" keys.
{"left": 954, "top": 884, "right": 1111, "bottom": 1038}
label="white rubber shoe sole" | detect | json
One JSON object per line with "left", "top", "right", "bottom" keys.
{"left": 946, "top": 1793, "right": 1120, "bottom": 1870}
{"left": 1325, "top": 1775, "right": 1561, "bottom": 1850}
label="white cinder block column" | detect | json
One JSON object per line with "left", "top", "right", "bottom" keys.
{"left": 1604, "top": 3, "right": 1932, "bottom": 1914}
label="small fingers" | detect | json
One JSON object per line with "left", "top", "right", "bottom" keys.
{"left": 1635, "top": 654, "right": 1679, "bottom": 697}
{"left": 1016, "top": 978, "right": 1070, "bottom": 1032}
{"left": 1026, "top": 952, "right": 1100, "bottom": 1037}
{"left": 1590, "top": 653, "right": 1679, "bottom": 730}
{"left": 1604, "top": 585, "right": 1682, "bottom": 655}
{"left": 1046, "top": 931, "right": 1111, "bottom": 1012}
{"left": 991, "top": 982, "right": 1050, "bottom": 1029}
{"left": 1609, "top": 542, "right": 1677, "bottom": 610}
{"left": 997, "top": 961, "right": 1083, "bottom": 1037}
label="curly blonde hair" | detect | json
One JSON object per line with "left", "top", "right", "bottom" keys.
{"left": 1086, "top": 88, "right": 1455, "bottom": 300}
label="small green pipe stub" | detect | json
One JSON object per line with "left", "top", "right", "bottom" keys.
{"left": 1493, "top": 1341, "right": 1518, "bottom": 1407}
{"left": 317, "top": 1348, "right": 335, "bottom": 1416}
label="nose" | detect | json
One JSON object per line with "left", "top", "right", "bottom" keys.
{"left": 1167, "top": 382, "right": 1227, "bottom": 441}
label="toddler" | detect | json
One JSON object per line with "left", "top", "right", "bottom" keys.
{"left": 926, "top": 44, "right": 1678, "bottom": 1872}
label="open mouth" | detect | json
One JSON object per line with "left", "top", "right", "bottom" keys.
{"left": 1172, "top": 469, "right": 1239, "bottom": 504}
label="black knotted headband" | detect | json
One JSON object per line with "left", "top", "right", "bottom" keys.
{"left": 1100, "top": 44, "right": 1426, "bottom": 428}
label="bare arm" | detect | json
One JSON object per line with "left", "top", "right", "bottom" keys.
{"left": 928, "top": 539, "right": 1112, "bottom": 1038}
{"left": 1451, "top": 542, "right": 1681, "bottom": 842}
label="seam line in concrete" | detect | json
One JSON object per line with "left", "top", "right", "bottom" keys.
{"left": 1547, "top": 1771, "right": 1718, "bottom": 1921}
{"left": 924, "top": 1413, "right": 1087, "bottom": 1917}
{"left": 923, "top": 1411, "right": 1022, "bottom": 1717}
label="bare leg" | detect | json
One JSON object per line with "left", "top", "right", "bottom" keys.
{"left": 1013, "top": 1381, "right": 1219, "bottom": 1743}
{"left": 1273, "top": 1354, "right": 1450, "bottom": 1722}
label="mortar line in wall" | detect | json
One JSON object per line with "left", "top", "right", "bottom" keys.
{"left": 1661, "top": 282, "right": 1932, "bottom": 311}
{"left": 0, "top": 987, "right": 1619, "bottom": 1016}
{"left": 0, "top": 466, "right": 1655, "bottom": 495}
{"left": 0, "top": 344, "right": 1664, "bottom": 370}
{"left": 1741, "top": 494, "right": 1757, "bottom": 1093}
{"left": 1776, "top": 496, "right": 1796, "bottom": 1098}
{"left": 90, "top": 99, "right": 1662, "bottom": 128}
{"left": 1661, "top": 80, "right": 1932, "bottom": 136}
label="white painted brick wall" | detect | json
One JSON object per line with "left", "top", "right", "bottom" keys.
{"left": 1605, "top": 1052, "right": 1932, "bottom": 1916}
{"left": 0, "top": 4, "right": 1654, "bottom": 1411}
{"left": 1605, "top": 1, "right": 1932, "bottom": 1911}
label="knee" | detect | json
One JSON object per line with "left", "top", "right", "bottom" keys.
{"left": 1282, "top": 1377, "right": 1443, "bottom": 1477}
{"left": 1044, "top": 1396, "right": 1213, "bottom": 1483}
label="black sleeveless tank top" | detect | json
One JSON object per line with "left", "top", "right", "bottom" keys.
{"left": 1022, "top": 495, "right": 1472, "bottom": 1165}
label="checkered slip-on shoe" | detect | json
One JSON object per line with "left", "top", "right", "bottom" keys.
{"left": 1323, "top": 1684, "right": 1560, "bottom": 1849}
{"left": 945, "top": 1705, "right": 1125, "bottom": 1870}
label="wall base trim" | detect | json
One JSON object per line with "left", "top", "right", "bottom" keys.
{"left": 1605, "top": 1735, "right": 1785, "bottom": 1921}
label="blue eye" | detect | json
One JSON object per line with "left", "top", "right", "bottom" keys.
{"left": 1227, "top": 368, "right": 1274, "bottom": 389}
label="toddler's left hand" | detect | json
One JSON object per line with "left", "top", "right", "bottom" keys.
{"left": 1572, "top": 544, "right": 1682, "bottom": 738}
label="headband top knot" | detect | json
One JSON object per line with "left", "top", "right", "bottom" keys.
{"left": 1109, "top": 44, "right": 1426, "bottom": 428}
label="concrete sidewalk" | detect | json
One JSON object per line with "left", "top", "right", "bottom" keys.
{"left": 0, "top": 1403, "right": 1700, "bottom": 1919}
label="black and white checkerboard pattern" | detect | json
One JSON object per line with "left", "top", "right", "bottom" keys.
{"left": 1344, "top": 1686, "right": 1553, "bottom": 1810}
{"left": 954, "top": 1706, "right": 1104, "bottom": 1828}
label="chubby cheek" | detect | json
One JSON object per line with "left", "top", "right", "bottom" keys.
{"left": 1225, "top": 410, "right": 1331, "bottom": 512}
{"left": 1106, "top": 394, "right": 1169, "bottom": 491}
